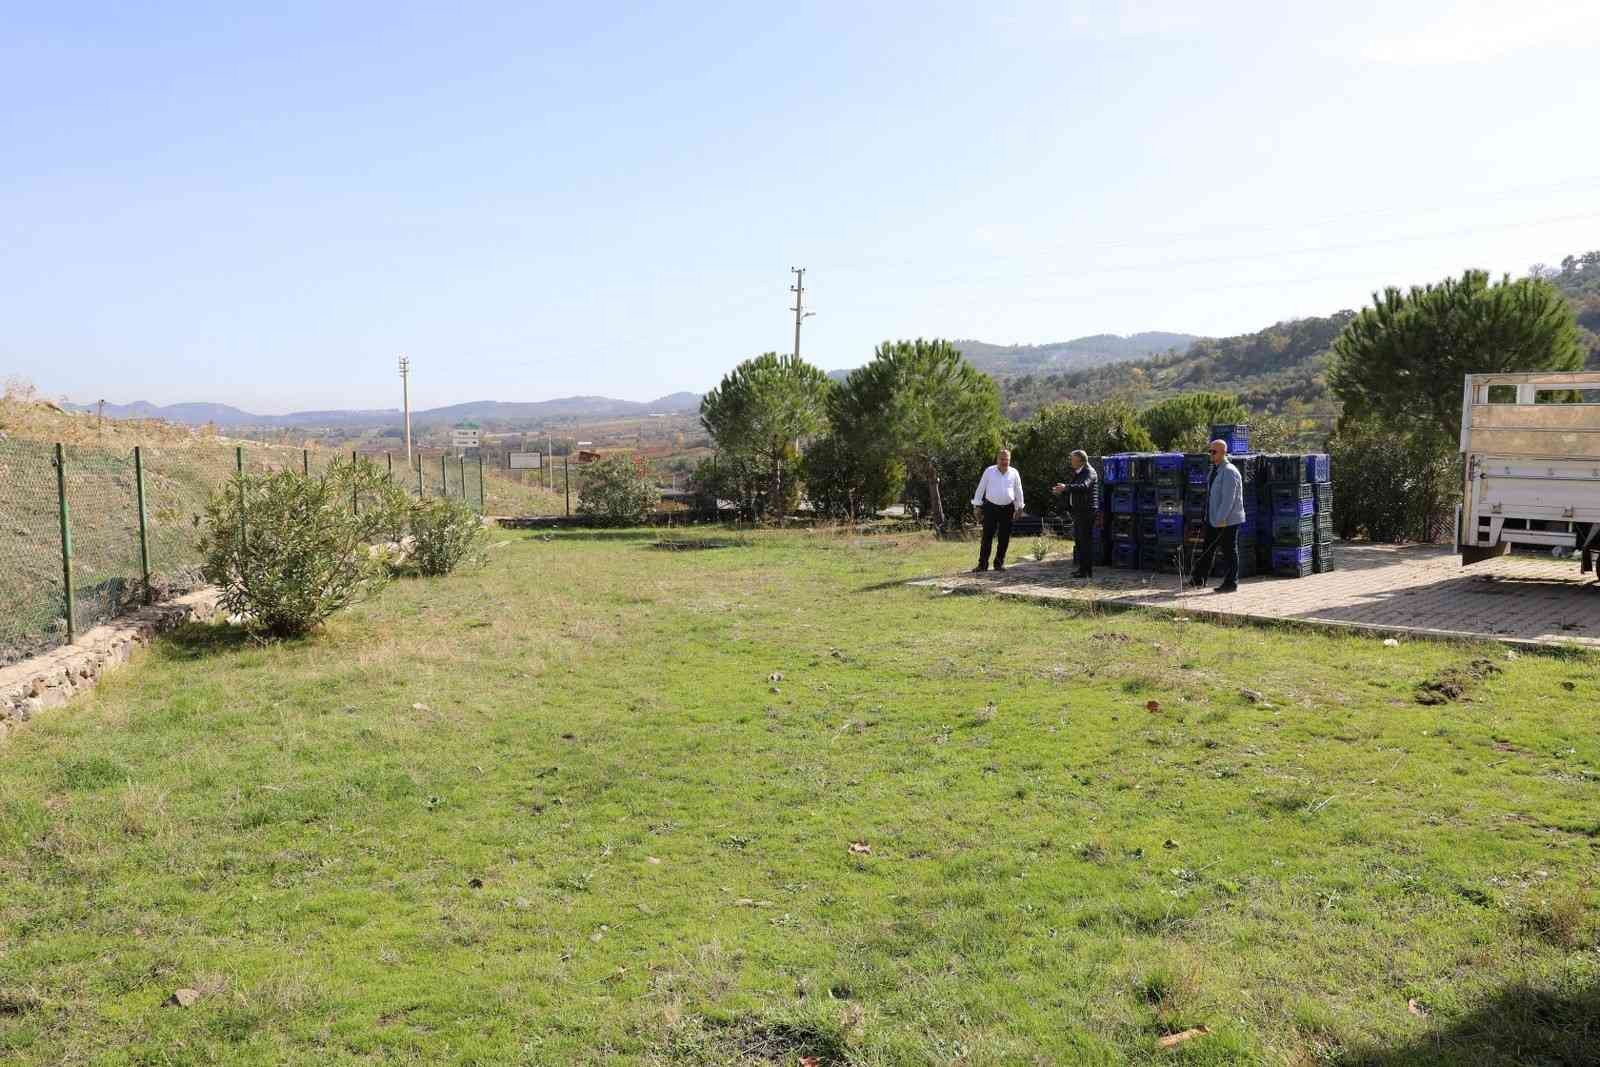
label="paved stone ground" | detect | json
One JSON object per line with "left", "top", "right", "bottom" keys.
{"left": 912, "top": 542, "right": 1600, "bottom": 649}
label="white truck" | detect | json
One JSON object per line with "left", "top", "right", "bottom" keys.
{"left": 1458, "top": 370, "right": 1600, "bottom": 580}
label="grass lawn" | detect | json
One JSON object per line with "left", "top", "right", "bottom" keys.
{"left": 1, "top": 528, "right": 1597, "bottom": 1065}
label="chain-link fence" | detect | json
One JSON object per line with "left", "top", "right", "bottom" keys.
{"left": 0, "top": 440, "right": 488, "bottom": 668}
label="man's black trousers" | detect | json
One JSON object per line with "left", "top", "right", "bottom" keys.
{"left": 1193, "top": 522, "right": 1240, "bottom": 586}
{"left": 1071, "top": 507, "right": 1095, "bottom": 575}
{"left": 978, "top": 501, "right": 1014, "bottom": 569}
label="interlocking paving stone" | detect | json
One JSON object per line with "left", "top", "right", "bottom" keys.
{"left": 912, "top": 543, "right": 1600, "bottom": 648}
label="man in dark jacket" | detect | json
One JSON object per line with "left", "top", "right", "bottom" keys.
{"left": 1052, "top": 450, "right": 1099, "bottom": 579}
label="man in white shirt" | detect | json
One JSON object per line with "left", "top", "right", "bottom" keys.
{"left": 970, "top": 448, "right": 1024, "bottom": 572}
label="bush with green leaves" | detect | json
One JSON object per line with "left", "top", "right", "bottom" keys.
{"left": 328, "top": 457, "right": 413, "bottom": 545}
{"left": 199, "top": 470, "right": 390, "bottom": 637}
{"left": 577, "top": 454, "right": 658, "bottom": 524}
{"left": 405, "top": 497, "right": 487, "bottom": 576}
{"left": 1327, "top": 419, "right": 1459, "bottom": 543}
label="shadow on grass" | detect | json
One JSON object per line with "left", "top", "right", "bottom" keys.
{"left": 156, "top": 621, "right": 273, "bottom": 661}
{"left": 1337, "top": 976, "right": 1600, "bottom": 1066}
{"left": 650, "top": 538, "right": 750, "bottom": 551}
{"left": 526, "top": 528, "right": 705, "bottom": 543}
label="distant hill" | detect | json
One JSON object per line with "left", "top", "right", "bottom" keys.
{"left": 824, "top": 331, "right": 1199, "bottom": 384}
{"left": 998, "top": 315, "right": 1350, "bottom": 421}
{"left": 66, "top": 391, "right": 705, "bottom": 430}
{"left": 1547, "top": 251, "right": 1600, "bottom": 366}
{"left": 997, "top": 251, "right": 1600, "bottom": 419}
{"left": 954, "top": 332, "right": 1198, "bottom": 376}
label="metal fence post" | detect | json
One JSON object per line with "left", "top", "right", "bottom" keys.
{"left": 303, "top": 448, "right": 309, "bottom": 476}
{"left": 459, "top": 455, "right": 467, "bottom": 502}
{"left": 55, "top": 443, "right": 76, "bottom": 643}
{"left": 417, "top": 454, "right": 424, "bottom": 496}
{"left": 440, "top": 454, "right": 448, "bottom": 498}
{"left": 134, "top": 445, "right": 152, "bottom": 605}
{"left": 387, "top": 452, "right": 393, "bottom": 477}
{"left": 351, "top": 449, "right": 360, "bottom": 515}
{"left": 565, "top": 453, "right": 571, "bottom": 516}
{"left": 478, "top": 453, "right": 485, "bottom": 512}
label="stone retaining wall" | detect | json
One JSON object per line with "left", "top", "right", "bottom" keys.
{"left": 0, "top": 588, "right": 222, "bottom": 742}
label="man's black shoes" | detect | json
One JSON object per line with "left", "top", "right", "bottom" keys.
{"left": 971, "top": 565, "right": 989, "bottom": 574}
{"left": 994, "top": 563, "right": 1006, "bottom": 572}
{"left": 1214, "top": 582, "right": 1238, "bottom": 594}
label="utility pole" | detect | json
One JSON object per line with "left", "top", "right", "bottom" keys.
{"left": 789, "top": 266, "right": 815, "bottom": 360}
{"left": 398, "top": 355, "right": 413, "bottom": 468}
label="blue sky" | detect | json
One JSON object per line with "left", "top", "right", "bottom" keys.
{"left": 5, "top": 1, "right": 1600, "bottom": 412}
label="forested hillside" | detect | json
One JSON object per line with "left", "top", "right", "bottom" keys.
{"left": 995, "top": 250, "right": 1600, "bottom": 420}
{"left": 954, "top": 332, "right": 1195, "bottom": 376}
{"left": 999, "top": 313, "right": 1347, "bottom": 421}
{"left": 1544, "top": 251, "right": 1600, "bottom": 365}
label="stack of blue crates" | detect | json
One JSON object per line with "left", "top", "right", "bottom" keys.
{"left": 1097, "top": 444, "right": 1250, "bottom": 578}
{"left": 1309, "top": 455, "right": 1334, "bottom": 572}
{"left": 1256, "top": 451, "right": 1334, "bottom": 578}
{"left": 1099, "top": 442, "right": 1334, "bottom": 581}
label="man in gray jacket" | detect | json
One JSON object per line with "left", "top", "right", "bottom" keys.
{"left": 1189, "top": 440, "right": 1245, "bottom": 593}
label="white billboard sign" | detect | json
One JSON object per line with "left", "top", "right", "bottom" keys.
{"left": 508, "top": 451, "right": 542, "bottom": 470}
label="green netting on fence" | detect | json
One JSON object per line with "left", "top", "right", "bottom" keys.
{"left": 62, "top": 444, "right": 144, "bottom": 639}
{"left": 139, "top": 443, "right": 242, "bottom": 598}
{"left": 0, "top": 439, "right": 486, "bottom": 665}
{"left": 0, "top": 438, "right": 71, "bottom": 665}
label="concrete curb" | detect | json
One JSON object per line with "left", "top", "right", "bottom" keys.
{"left": 0, "top": 587, "right": 223, "bottom": 742}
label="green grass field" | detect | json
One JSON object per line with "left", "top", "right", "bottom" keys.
{"left": 1, "top": 529, "right": 1597, "bottom": 1065}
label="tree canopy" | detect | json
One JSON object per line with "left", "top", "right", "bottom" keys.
{"left": 1010, "top": 400, "right": 1153, "bottom": 511}
{"left": 1136, "top": 392, "right": 1247, "bottom": 451}
{"left": 1329, "top": 270, "right": 1583, "bottom": 442}
{"left": 832, "top": 339, "right": 1003, "bottom": 531}
{"left": 699, "top": 352, "right": 833, "bottom": 521}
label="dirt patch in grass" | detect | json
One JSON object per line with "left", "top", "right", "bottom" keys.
{"left": 651, "top": 539, "right": 748, "bottom": 551}
{"left": 1415, "top": 657, "right": 1502, "bottom": 704}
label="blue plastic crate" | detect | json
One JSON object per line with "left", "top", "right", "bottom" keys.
{"left": 1313, "top": 542, "right": 1336, "bottom": 573}
{"left": 1155, "top": 514, "right": 1184, "bottom": 543}
{"left": 1263, "top": 454, "right": 1308, "bottom": 484}
{"left": 1137, "top": 486, "right": 1159, "bottom": 514}
{"left": 1102, "top": 455, "right": 1127, "bottom": 484}
{"left": 1210, "top": 423, "right": 1251, "bottom": 454}
{"left": 1305, "top": 453, "right": 1330, "bottom": 483}
{"left": 1111, "top": 542, "right": 1138, "bottom": 569}
{"left": 1150, "top": 453, "right": 1185, "bottom": 485}
{"left": 1272, "top": 545, "right": 1314, "bottom": 576}
{"left": 1184, "top": 454, "right": 1211, "bottom": 486}
{"left": 1138, "top": 515, "right": 1158, "bottom": 543}
{"left": 1109, "top": 485, "right": 1137, "bottom": 514}
{"left": 1110, "top": 514, "right": 1136, "bottom": 542}
{"left": 1270, "top": 484, "right": 1315, "bottom": 518}
{"left": 1184, "top": 488, "right": 1208, "bottom": 517}
{"left": 1270, "top": 515, "right": 1317, "bottom": 545}
{"left": 1156, "top": 486, "right": 1182, "bottom": 514}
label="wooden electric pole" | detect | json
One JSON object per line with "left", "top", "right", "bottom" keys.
{"left": 789, "top": 267, "right": 815, "bottom": 360}
{"left": 399, "top": 356, "right": 413, "bottom": 468}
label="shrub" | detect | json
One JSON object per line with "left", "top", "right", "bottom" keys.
{"left": 406, "top": 497, "right": 487, "bottom": 576}
{"left": 1326, "top": 420, "right": 1459, "bottom": 543}
{"left": 328, "top": 457, "right": 413, "bottom": 545}
{"left": 199, "top": 470, "right": 389, "bottom": 637}
{"left": 577, "top": 455, "right": 658, "bottom": 524}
